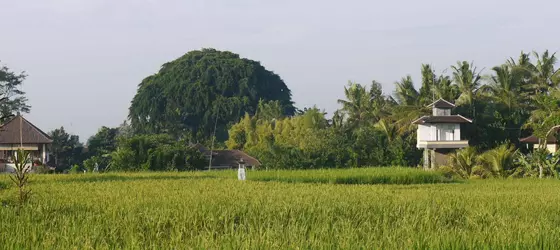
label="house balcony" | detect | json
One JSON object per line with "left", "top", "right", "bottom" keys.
{"left": 417, "top": 140, "right": 469, "bottom": 149}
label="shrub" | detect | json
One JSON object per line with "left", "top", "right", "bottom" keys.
{"left": 33, "top": 165, "right": 53, "bottom": 174}
{"left": 479, "top": 144, "right": 517, "bottom": 177}
{"left": 69, "top": 165, "right": 82, "bottom": 174}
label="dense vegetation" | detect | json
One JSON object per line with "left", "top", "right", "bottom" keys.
{"left": 128, "top": 49, "right": 295, "bottom": 142}
{"left": 33, "top": 49, "right": 560, "bottom": 174}
{"left": 2, "top": 171, "right": 560, "bottom": 248}
{"left": 225, "top": 50, "right": 560, "bottom": 172}
{"left": 240, "top": 167, "right": 453, "bottom": 184}
{"left": 0, "top": 63, "right": 30, "bottom": 122}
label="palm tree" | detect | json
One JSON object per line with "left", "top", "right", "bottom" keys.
{"left": 531, "top": 50, "right": 560, "bottom": 92}
{"left": 452, "top": 61, "right": 483, "bottom": 107}
{"left": 507, "top": 51, "right": 536, "bottom": 102}
{"left": 433, "top": 75, "right": 460, "bottom": 102}
{"left": 337, "top": 81, "right": 388, "bottom": 130}
{"left": 419, "top": 64, "right": 436, "bottom": 105}
{"left": 375, "top": 119, "right": 397, "bottom": 142}
{"left": 479, "top": 144, "right": 517, "bottom": 178}
{"left": 449, "top": 147, "right": 488, "bottom": 179}
{"left": 391, "top": 76, "right": 430, "bottom": 135}
{"left": 394, "top": 76, "right": 419, "bottom": 105}
{"left": 483, "top": 64, "right": 525, "bottom": 111}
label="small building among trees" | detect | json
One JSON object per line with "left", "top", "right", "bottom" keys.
{"left": 192, "top": 143, "right": 261, "bottom": 170}
{"left": 0, "top": 115, "right": 53, "bottom": 172}
{"left": 413, "top": 99, "right": 472, "bottom": 169}
{"left": 519, "top": 128, "right": 560, "bottom": 153}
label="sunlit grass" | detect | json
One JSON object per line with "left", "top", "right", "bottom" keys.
{"left": 1, "top": 170, "right": 559, "bottom": 249}
{"left": 241, "top": 167, "right": 454, "bottom": 184}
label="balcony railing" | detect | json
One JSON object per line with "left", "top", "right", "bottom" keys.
{"left": 417, "top": 140, "right": 469, "bottom": 149}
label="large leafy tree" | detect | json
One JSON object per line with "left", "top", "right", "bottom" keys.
{"left": 129, "top": 49, "right": 295, "bottom": 142}
{"left": 48, "top": 127, "right": 84, "bottom": 170}
{"left": 110, "top": 134, "right": 206, "bottom": 171}
{"left": 0, "top": 63, "right": 30, "bottom": 122}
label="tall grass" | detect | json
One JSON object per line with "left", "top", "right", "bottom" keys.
{"left": 1, "top": 171, "right": 560, "bottom": 248}
{"left": 241, "top": 167, "right": 453, "bottom": 184}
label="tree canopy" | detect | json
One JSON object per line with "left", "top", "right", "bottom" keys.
{"left": 0, "top": 63, "right": 30, "bottom": 122}
{"left": 129, "top": 49, "right": 295, "bottom": 143}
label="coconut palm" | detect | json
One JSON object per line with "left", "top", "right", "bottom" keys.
{"left": 452, "top": 61, "right": 483, "bottom": 107}
{"left": 434, "top": 75, "right": 460, "bottom": 102}
{"left": 478, "top": 144, "right": 517, "bottom": 178}
{"left": 394, "top": 76, "right": 419, "bottom": 106}
{"left": 375, "top": 119, "right": 397, "bottom": 143}
{"left": 531, "top": 50, "right": 560, "bottom": 92}
{"left": 448, "top": 147, "right": 489, "bottom": 179}
{"left": 337, "top": 81, "right": 388, "bottom": 130}
{"left": 483, "top": 64, "right": 525, "bottom": 111}
{"left": 391, "top": 76, "right": 430, "bottom": 135}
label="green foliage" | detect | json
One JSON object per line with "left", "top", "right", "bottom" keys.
{"left": 226, "top": 107, "right": 421, "bottom": 169}
{"left": 48, "top": 127, "right": 85, "bottom": 170}
{"left": 337, "top": 81, "right": 391, "bottom": 130}
{"left": 0, "top": 63, "right": 30, "bottom": 122}
{"left": 110, "top": 134, "right": 206, "bottom": 171}
{"left": 83, "top": 157, "right": 99, "bottom": 173}
{"left": 69, "top": 165, "right": 82, "bottom": 174}
{"left": 448, "top": 147, "right": 485, "bottom": 179}
{"left": 87, "top": 126, "right": 118, "bottom": 157}
{"left": 32, "top": 165, "right": 52, "bottom": 174}
{"left": 129, "top": 48, "right": 295, "bottom": 142}
{"left": 9, "top": 149, "right": 31, "bottom": 207}
{"left": 85, "top": 126, "right": 119, "bottom": 170}
{"left": 478, "top": 144, "right": 517, "bottom": 177}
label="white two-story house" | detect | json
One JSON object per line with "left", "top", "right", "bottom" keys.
{"left": 412, "top": 99, "right": 472, "bottom": 169}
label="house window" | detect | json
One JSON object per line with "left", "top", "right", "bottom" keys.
{"left": 437, "top": 125, "right": 455, "bottom": 141}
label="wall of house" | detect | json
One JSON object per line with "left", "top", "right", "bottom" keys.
{"left": 533, "top": 144, "right": 559, "bottom": 153}
{"left": 417, "top": 125, "right": 431, "bottom": 145}
{"left": 433, "top": 108, "right": 451, "bottom": 116}
{"left": 454, "top": 124, "right": 461, "bottom": 140}
{"left": 418, "top": 124, "right": 461, "bottom": 142}
{"left": 434, "top": 149, "right": 453, "bottom": 166}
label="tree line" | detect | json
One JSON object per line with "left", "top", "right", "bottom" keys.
{"left": 226, "top": 50, "right": 560, "bottom": 176}
{"left": 4, "top": 49, "right": 560, "bottom": 174}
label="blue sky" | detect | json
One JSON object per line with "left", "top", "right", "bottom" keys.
{"left": 0, "top": 0, "right": 558, "bottom": 139}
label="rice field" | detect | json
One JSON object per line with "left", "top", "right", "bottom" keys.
{"left": 1, "top": 169, "right": 560, "bottom": 249}
{"left": 241, "top": 167, "right": 454, "bottom": 184}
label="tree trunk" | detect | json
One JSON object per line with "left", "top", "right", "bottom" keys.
{"left": 539, "top": 165, "right": 544, "bottom": 179}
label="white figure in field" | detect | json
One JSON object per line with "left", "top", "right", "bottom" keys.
{"left": 237, "top": 158, "right": 246, "bottom": 181}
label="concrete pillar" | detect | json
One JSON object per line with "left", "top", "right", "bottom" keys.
{"left": 423, "top": 149, "right": 430, "bottom": 170}
{"left": 42, "top": 144, "right": 46, "bottom": 164}
{"left": 430, "top": 150, "right": 436, "bottom": 169}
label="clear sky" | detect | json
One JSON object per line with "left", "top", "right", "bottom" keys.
{"left": 0, "top": 0, "right": 558, "bottom": 140}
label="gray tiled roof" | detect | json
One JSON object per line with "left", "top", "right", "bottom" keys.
{"left": 412, "top": 115, "right": 472, "bottom": 124}
{"left": 0, "top": 115, "right": 53, "bottom": 144}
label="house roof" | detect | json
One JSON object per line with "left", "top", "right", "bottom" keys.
{"left": 189, "top": 143, "right": 209, "bottom": 154}
{"left": 0, "top": 115, "right": 53, "bottom": 144}
{"left": 412, "top": 115, "right": 473, "bottom": 124}
{"left": 427, "top": 98, "right": 456, "bottom": 109}
{"left": 211, "top": 150, "right": 261, "bottom": 167}
{"left": 519, "top": 135, "right": 555, "bottom": 144}
{"left": 520, "top": 127, "right": 560, "bottom": 144}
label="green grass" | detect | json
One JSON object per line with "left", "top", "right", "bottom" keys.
{"left": 241, "top": 167, "right": 454, "bottom": 184}
{"left": 1, "top": 170, "right": 560, "bottom": 249}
